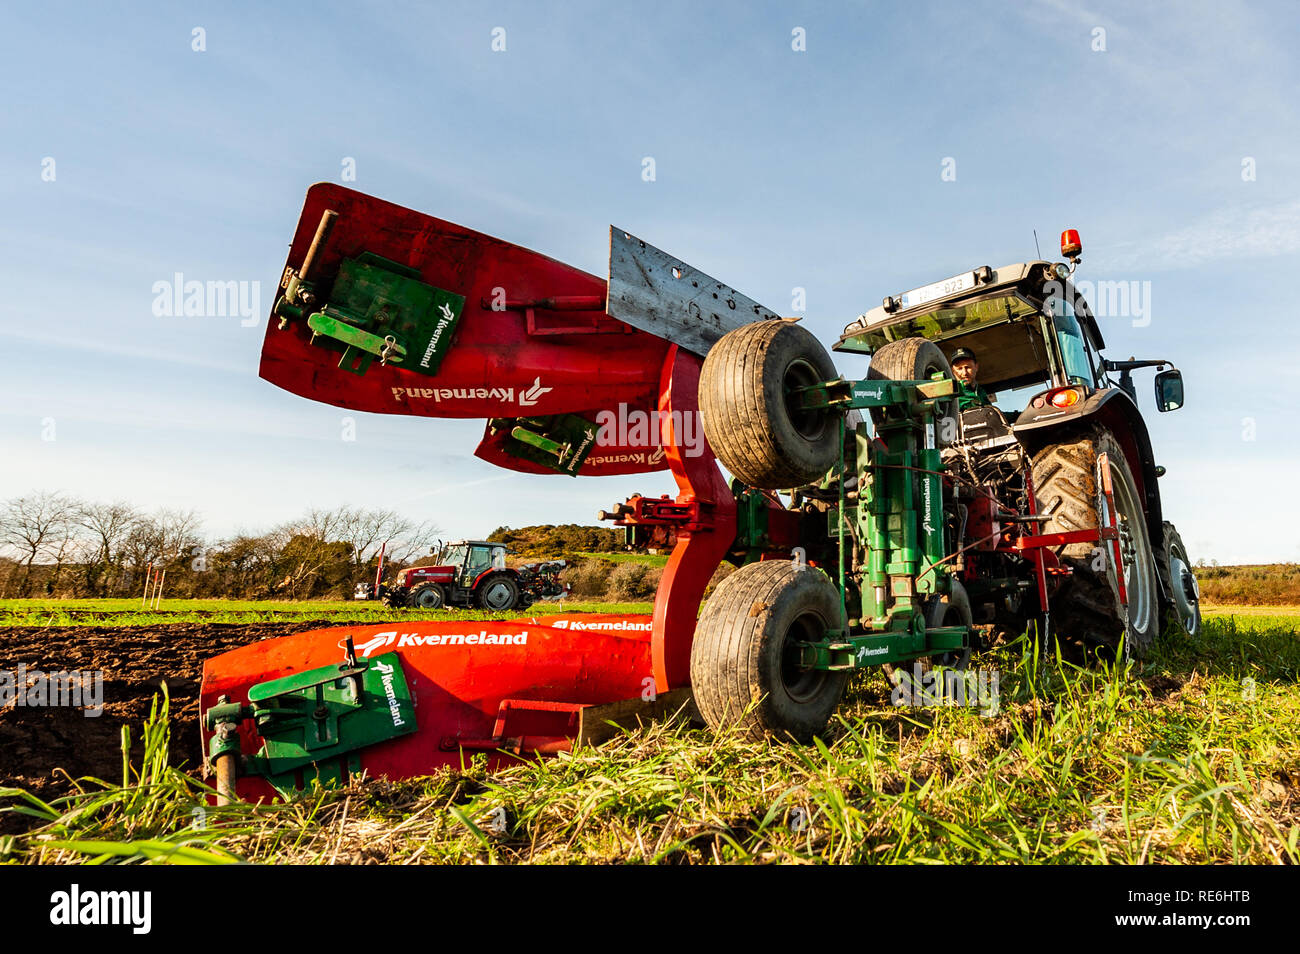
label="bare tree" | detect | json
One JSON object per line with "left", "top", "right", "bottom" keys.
{"left": 122, "top": 515, "right": 163, "bottom": 571}
{"left": 45, "top": 511, "right": 90, "bottom": 595}
{"left": 156, "top": 508, "right": 203, "bottom": 565}
{"left": 335, "top": 507, "right": 439, "bottom": 568}
{"left": 263, "top": 510, "right": 344, "bottom": 598}
{"left": 78, "top": 500, "right": 143, "bottom": 595}
{"left": 0, "top": 492, "right": 80, "bottom": 596}
{"left": 384, "top": 519, "right": 443, "bottom": 567}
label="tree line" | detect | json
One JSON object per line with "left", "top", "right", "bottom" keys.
{"left": 0, "top": 491, "right": 440, "bottom": 600}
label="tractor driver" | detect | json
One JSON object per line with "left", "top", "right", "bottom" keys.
{"left": 950, "top": 347, "right": 996, "bottom": 410}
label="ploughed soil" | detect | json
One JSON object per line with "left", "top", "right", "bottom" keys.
{"left": 0, "top": 622, "right": 327, "bottom": 820}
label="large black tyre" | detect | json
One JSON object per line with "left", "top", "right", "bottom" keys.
{"left": 867, "top": 338, "right": 956, "bottom": 440}
{"left": 476, "top": 573, "right": 522, "bottom": 611}
{"left": 410, "top": 582, "right": 445, "bottom": 610}
{"left": 1156, "top": 522, "right": 1202, "bottom": 638}
{"left": 699, "top": 320, "right": 841, "bottom": 490}
{"left": 1030, "top": 428, "right": 1160, "bottom": 657}
{"left": 691, "top": 560, "right": 849, "bottom": 743}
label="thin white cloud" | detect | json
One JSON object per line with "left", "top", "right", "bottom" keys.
{"left": 0, "top": 327, "right": 251, "bottom": 374}
{"left": 1091, "top": 200, "right": 1300, "bottom": 271}
{"left": 400, "top": 473, "right": 520, "bottom": 502}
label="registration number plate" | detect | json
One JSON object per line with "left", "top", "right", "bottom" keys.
{"left": 899, "top": 271, "right": 976, "bottom": 310}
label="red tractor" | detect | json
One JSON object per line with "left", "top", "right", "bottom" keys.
{"left": 366, "top": 540, "right": 567, "bottom": 611}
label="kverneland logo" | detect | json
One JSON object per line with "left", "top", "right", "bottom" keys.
{"left": 374, "top": 660, "right": 406, "bottom": 727}
{"left": 418, "top": 303, "right": 458, "bottom": 369}
{"left": 551, "top": 619, "right": 652, "bottom": 632}
{"left": 565, "top": 428, "right": 596, "bottom": 473}
{"left": 519, "top": 377, "right": 551, "bottom": 406}
{"left": 921, "top": 478, "right": 937, "bottom": 535}
{"left": 391, "top": 376, "right": 552, "bottom": 406}
{"left": 585, "top": 447, "right": 667, "bottom": 467}
{"left": 355, "top": 629, "right": 529, "bottom": 657}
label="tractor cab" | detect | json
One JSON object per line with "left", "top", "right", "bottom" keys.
{"left": 438, "top": 540, "right": 507, "bottom": 587}
{"left": 836, "top": 262, "right": 1105, "bottom": 410}
{"left": 835, "top": 231, "right": 1184, "bottom": 425}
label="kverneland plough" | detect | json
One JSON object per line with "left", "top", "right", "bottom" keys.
{"left": 201, "top": 185, "right": 1201, "bottom": 802}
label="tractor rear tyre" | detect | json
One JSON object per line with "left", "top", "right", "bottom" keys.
{"left": 866, "top": 337, "right": 956, "bottom": 440}
{"left": 1157, "top": 522, "right": 1202, "bottom": 638}
{"left": 691, "top": 560, "right": 849, "bottom": 743}
{"left": 699, "top": 320, "right": 842, "bottom": 490}
{"left": 477, "top": 573, "right": 522, "bottom": 611}
{"left": 411, "top": 583, "right": 445, "bottom": 610}
{"left": 1030, "top": 428, "right": 1160, "bottom": 657}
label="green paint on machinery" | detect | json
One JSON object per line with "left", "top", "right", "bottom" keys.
{"left": 205, "top": 650, "right": 416, "bottom": 797}
{"left": 794, "top": 374, "right": 967, "bottom": 671}
{"left": 275, "top": 251, "right": 465, "bottom": 377}
{"left": 488, "top": 414, "right": 601, "bottom": 476}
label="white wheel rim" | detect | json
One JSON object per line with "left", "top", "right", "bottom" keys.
{"left": 1169, "top": 553, "right": 1200, "bottom": 634}
{"left": 1099, "top": 455, "right": 1154, "bottom": 631}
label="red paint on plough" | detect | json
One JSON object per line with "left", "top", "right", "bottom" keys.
{"left": 200, "top": 614, "right": 665, "bottom": 803}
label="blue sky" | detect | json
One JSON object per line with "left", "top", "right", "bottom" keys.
{"left": 2, "top": 1, "right": 1298, "bottom": 563}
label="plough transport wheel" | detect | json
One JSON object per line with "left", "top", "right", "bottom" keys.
{"left": 699, "top": 320, "right": 842, "bottom": 490}
{"left": 691, "top": 560, "right": 848, "bottom": 743}
{"left": 866, "top": 337, "right": 956, "bottom": 438}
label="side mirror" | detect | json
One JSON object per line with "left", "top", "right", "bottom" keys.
{"left": 1155, "top": 369, "right": 1184, "bottom": 412}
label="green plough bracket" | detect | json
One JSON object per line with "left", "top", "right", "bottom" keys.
{"left": 799, "top": 624, "right": 967, "bottom": 671}
{"left": 239, "top": 651, "right": 417, "bottom": 796}
{"left": 490, "top": 414, "right": 600, "bottom": 476}
{"left": 281, "top": 252, "right": 466, "bottom": 378}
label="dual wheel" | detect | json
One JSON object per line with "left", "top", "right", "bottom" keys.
{"left": 694, "top": 324, "right": 976, "bottom": 741}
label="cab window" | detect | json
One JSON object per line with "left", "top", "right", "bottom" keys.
{"left": 1045, "top": 294, "right": 1095, "bottom": 387}
{"left": 466, "top": 546, "right": 494, "bottom": 575}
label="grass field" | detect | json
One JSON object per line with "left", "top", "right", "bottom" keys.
{"left": 1196, "top": 563, "right": 1300, "bottom": 605}
{"left": 2, "top": 602, "right": 1296, "bottom": 864}
{"left": 573, "top": 551, "right": 670, "bottom": 567}
{"left": 0, "top": 598, "right": 653, "bottom": 627}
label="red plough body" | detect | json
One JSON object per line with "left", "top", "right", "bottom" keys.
{"left": 259, "top": 184, "right": 674, "bottom": 477}
{"left": 200, "top": 614, "right": 658, "bottom": 803}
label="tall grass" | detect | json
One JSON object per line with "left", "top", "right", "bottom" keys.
{"left": 3, "top": 614, "right": 1296, "bottom": 864}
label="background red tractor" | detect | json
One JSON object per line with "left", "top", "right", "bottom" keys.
{"left": 359, "top": 540, "right": 567, "bottom": 611}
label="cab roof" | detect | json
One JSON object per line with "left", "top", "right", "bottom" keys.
{"left": 835, "top": 260, "right": 1106, "bottom": 356}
